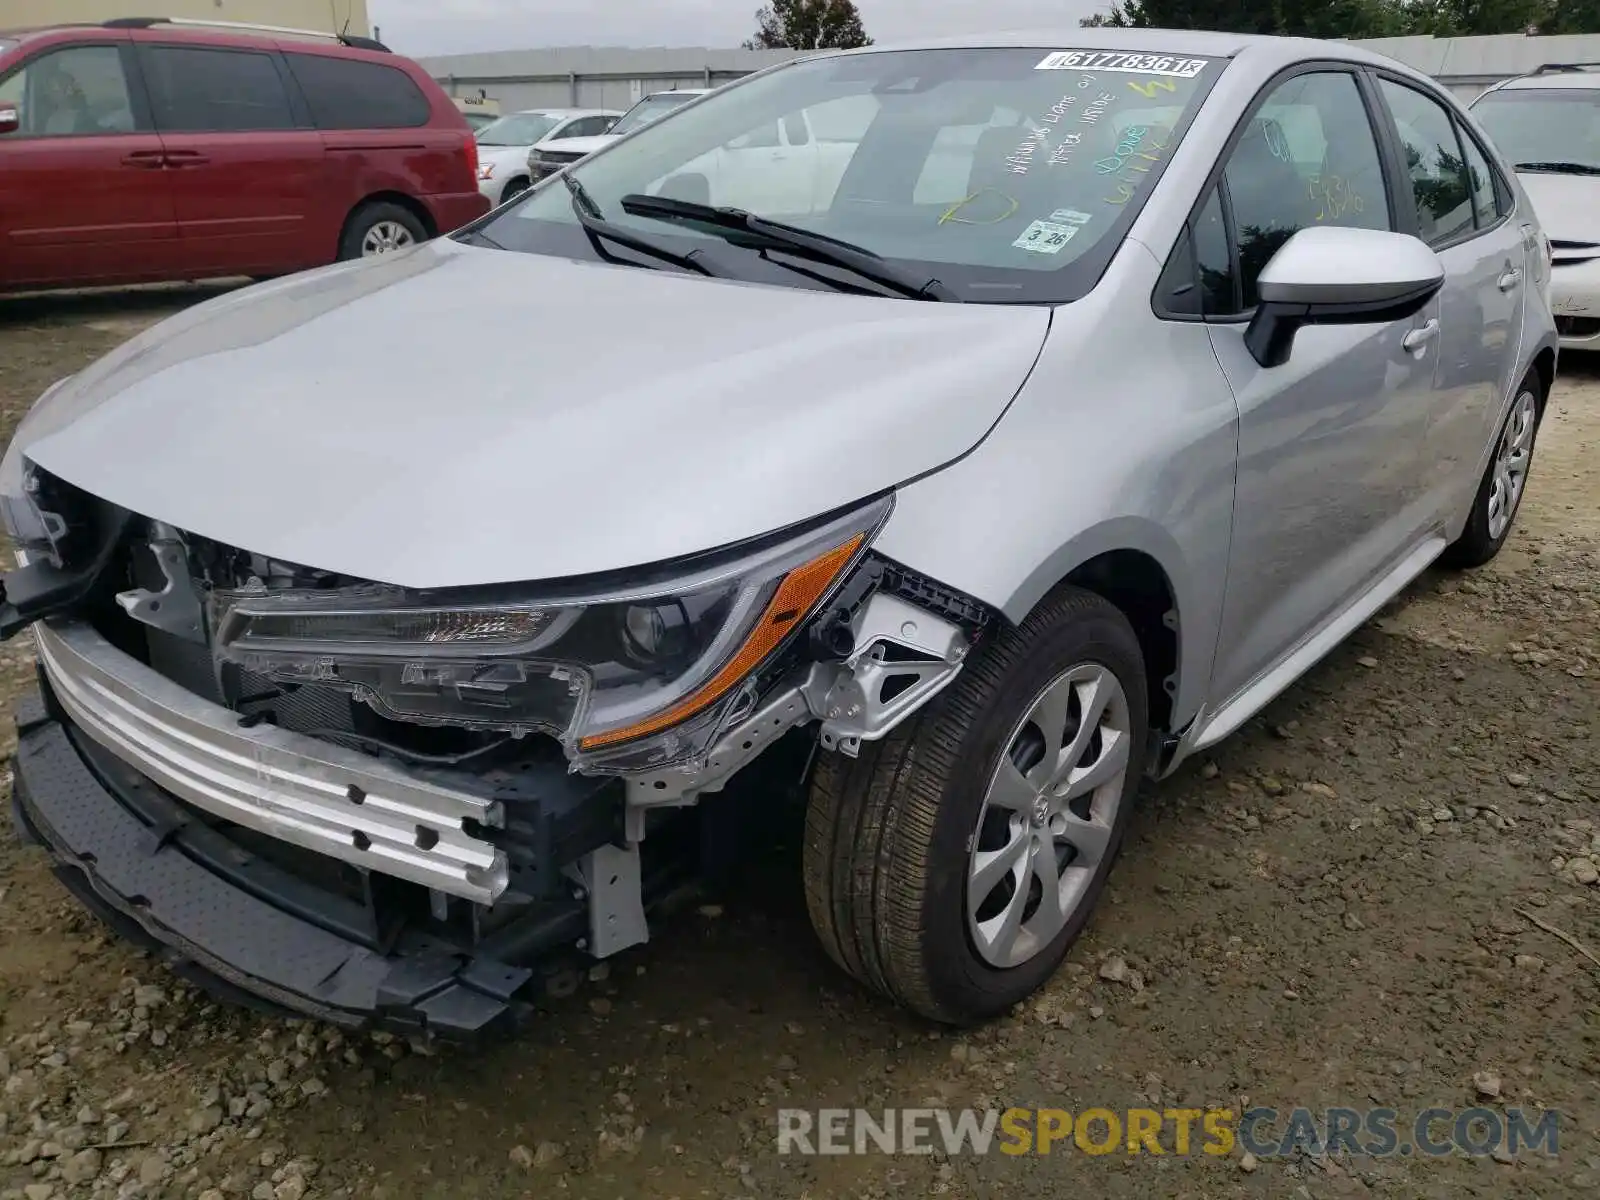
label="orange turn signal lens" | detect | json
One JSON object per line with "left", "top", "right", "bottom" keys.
{"left": 578, "top": 533, "right": 865, "bottom": 750}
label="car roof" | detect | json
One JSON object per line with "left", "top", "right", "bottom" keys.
{"left": 0, "top": 21, "right": 393, "bottom": 60}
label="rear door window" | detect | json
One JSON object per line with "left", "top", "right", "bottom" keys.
{"left": 1457, "top": 125, "right": 1502, "bottom": 228}
{"left": 285, "top": 53, "right": 431, "bottom": 130}
{"left": 143, "top": 45, "right": 295, "bottom": 132}
{"left": 1378, "top": 79, "right": 1475, "bottom": 246}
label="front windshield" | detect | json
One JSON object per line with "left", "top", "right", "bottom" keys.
{"left": 477, "top": 113, "right": 562, "bottom": 146}
{"left": 610, "top": 92, "right": 700, "bottom": 135}
{"left": 1472, "top": 88, "right": 1600, "bottom": 172}
{"left": 470, "top": 47, "right": 1224, "bottom": 304}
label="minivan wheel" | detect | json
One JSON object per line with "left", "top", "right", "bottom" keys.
{"left": 1441, "top": 371, "right": 1544, "bottom": 569}
{"left": 339, "top": 203, "right": 427, "bottom": 261}
{"left": 802, "top": 586, "right": 1147, "bottom": 1024}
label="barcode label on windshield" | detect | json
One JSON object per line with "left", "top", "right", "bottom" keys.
{"left": 1036, "top": 52, "right": 1208, "bottom": 77}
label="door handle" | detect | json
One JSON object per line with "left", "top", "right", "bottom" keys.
{"left": 162, "top": 151, "right": 210, "bottom": 168}
{"left": 1498, "top": 267, "right": 1523, "bottom": 292}
{"left": 120, "top": 151, "right": 166, "bottom": 168}
{"left": 1402, "top": 318, "right": 1440, "bottom": 353}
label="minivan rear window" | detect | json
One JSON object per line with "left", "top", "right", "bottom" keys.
{"left": 285, "top": 53, "right": 431, "bottom": 130}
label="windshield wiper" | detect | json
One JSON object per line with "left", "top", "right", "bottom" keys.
{"left": 618, "top": 193, "right": 959, "bottom": 301}
{"left": 1514, "top": 160, "right": 1600, "bottom": 175}
{"left": 563, "top": 174, "right": 717, "bottom": 277}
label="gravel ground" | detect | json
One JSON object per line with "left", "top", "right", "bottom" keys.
{"left": 0, "top": 285, "right": 1596, "bottom": 1200}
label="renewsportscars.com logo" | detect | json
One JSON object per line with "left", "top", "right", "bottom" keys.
{"left": 776, "top": 1106, "right": 1561, "bottom": 1159}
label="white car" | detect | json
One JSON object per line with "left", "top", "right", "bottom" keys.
{"left": 476, "top": 108, "right": 622, "bottom": 205}
{"left": 1471, "top": 65, "right": 1600, "bottom": 350}
{"left": 527, "top": 90, "right": 710, "bottom": 184}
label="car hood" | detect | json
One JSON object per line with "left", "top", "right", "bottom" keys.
{"left": 18, "top": 240, "right": 1051, "bottom": 589}
{"left": 535, "top": 134, "right": 616, "bottom": 157}
{"left": 1515, "top": 170, "right": 1600, "bottom": 243}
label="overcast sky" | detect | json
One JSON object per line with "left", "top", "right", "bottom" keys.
{"left": 369, "top": 0, "right": 1108, "bottom": 57}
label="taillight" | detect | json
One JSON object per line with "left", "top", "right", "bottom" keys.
{"left": 464, "top": 134, "right": 479, "bottom": 183}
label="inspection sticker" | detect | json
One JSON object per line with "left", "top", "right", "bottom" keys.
{"left": 1035, "top": 51, "right": 1208, "bottom": 77}
{"left": 1048, "top": 208, "right": 1094, "bottom": 226}
{"left": 1012, "top": 220, "right": 1080, "bottom": 254}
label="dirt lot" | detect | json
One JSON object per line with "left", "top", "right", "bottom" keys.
{"left": 0, "top": 286, "right": 1596, "bottom": 1200}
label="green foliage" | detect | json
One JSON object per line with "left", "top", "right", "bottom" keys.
{"left": 745, "top": 0, "right": 873, "bottom": 50}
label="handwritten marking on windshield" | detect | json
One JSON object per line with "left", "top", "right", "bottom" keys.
{"left": 1005, "top": 125, "right": 1053, "bottom": 175}
{"left": 1102, "top": 133, "right": 1172, "bottom": 203}
{"left": 1080, "top": 93, "right": 1116, "bottom": 125}
{"left": 1095, "top": 125, "right": 1152, "bottom": 174}
{"left": 1048, "top": 131, "right": 1085, "bottom": 166}
{"left": 939, "top": 189, "right": 1020, "bottom": 226}
{"left": 1127, "top": 78, "right": 1177, "bottom": 99}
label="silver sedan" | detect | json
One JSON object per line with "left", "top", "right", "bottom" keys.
{"left": 0, "top": 28, "right": 1558, "bottom": 1033}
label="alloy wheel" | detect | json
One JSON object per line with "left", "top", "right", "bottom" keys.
{"left": 1487, "top": 387, "right": 1538, "bottom": 541}
{"left": 967, "top": 662, "right": 1132, "bottom": 970}
{"left": 361, "top": 221, "right": 417, "bottom": 257}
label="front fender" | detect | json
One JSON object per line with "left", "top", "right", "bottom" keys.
{"left": 872, "top": 247, "right": 1240, "bottom": 729}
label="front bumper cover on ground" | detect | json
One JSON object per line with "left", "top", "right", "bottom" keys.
{"left": 10, "top": 683, "right": 540, "bottom": 1040}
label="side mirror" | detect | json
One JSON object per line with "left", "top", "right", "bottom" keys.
{"left": 1244, "top": 226, "right": 1445, "bottom": 368}
{"left": 0, "top": 104, "right": 19, "bottom": 136}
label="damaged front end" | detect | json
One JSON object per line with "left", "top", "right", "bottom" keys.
{"left": 2, "top": 461, "right": 989, "bottom": 1039}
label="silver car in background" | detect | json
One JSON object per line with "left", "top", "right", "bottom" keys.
{"left": 0, "top": 29, "right": 1556, "bottom": 1036}
{"left": 1471, "top": 64, "right": 1600, "bottom": 350}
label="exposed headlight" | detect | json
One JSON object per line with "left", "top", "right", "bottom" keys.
{"left": 209, "top": 498, "right": 889, "bottom": 767}
{"left": 1, "top": 376, "right": 80, "bottom": 565}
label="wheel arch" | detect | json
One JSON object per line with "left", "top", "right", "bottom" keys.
{"left": 1529, "top": 345, "right": 1555, "bottom": 419}
{"left": 338, "top": 192, "right": 437, "bottom": 254}
{"left": 1002, "top": 519, "right": 1194, "bottom": 743}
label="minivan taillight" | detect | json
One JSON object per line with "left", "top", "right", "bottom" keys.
{"left": 464, "top": 134, "right": 479, "bottom": 183}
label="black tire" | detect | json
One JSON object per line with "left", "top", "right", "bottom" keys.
{"left": 500, "top": 177, "right": 531, "bottom": 204}
{"left": 1441, "top": 369, "right": 1545, "bottom": 569}
{"left": 802, "top": 586, "right": 1148, "bottom": 1024}
{"left": 337, "top": 202, "right": 428, "bottom": 261}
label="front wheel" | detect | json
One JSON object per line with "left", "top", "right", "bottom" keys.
{"left": 500, "top": 177, "right": 530, "bottom": 204}
{"left": 1441, "top": 371, "right": 1543, "bottom": 569}
{"left": 802, "top": 586, "right": 1148, "bottom": 1024}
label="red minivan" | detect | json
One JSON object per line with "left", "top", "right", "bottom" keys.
{"left": 0, "top": 18, "right": 489, "bottom": 292}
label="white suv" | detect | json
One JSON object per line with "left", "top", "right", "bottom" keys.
{"left": 527, "top": 89, "right": 710, "bottom": 183}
